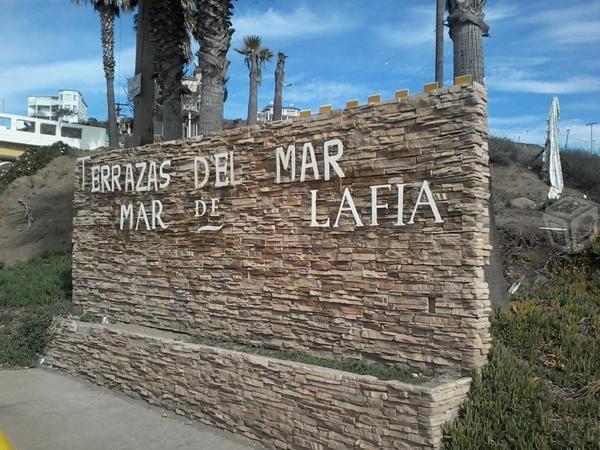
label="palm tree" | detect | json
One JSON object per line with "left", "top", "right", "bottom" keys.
{"left": 189, "top": 0, "right": 234, "bottom": 134}
{"left": 273, "top": 52, "right": 286, "bottom": 121}
{"left": 132, "top": 0, "right": 155, "bottom": 146}
{"left": 235, "top": 35, "right": 273, "bottom": 126}
{"left": 447, "top": 0, "right": 489, "bottom": 83}
{"left": 74, "top": 0, "right": 136, "bottom": 148}
{"left": 149, "top": 0, "right": 188, "bottom": 140}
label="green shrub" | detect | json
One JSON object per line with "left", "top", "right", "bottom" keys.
{"left": 0, "top": 253, "right": 72, "bottom": 367}
{"left": 489, "top": 137, "right": 539, "bottom": 167}
{"left": 0, "top": 142, "right": 76, "bottom": 193}
{"left": 0, "top": 253, "right": 72, "bottom": 308}
{"left": 560, "top": 150, "right": 600, "bottom": 202}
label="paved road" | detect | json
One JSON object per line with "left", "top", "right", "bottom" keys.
{"left": 0, "top": 369, "right": 263, "bottom": 450}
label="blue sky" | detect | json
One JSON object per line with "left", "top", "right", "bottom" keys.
{"left": 2, "top": 0, "right": 600, "bottom": 150}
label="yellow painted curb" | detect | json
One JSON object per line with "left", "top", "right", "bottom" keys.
{"left": 0, "top": 432, "right": 15, "bottom": 450}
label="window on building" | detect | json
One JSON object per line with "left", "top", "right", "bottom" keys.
{"left": 40, "top": 123, "right": 57, "bottom": 136}
{"left": 16, "top": 120, "right": 35, "bottom": 133}
{"left": 61, "top": 126, "right": 82, "bottom": 139}
{"left": 0, "top": 117, "right": 11, "bottom": 129}
{"left": 64, "top": 93, "right": 72, "bottom": 101}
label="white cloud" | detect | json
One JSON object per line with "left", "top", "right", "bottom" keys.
{"left": 377, "top": 8, "right": 434, "bottom": 48}
{"left": 488, "top": 68, "right": 600, "bottom": 94}
{"left": 522, "top": 2, "right": 600, "bottom": 45}
{"left": 543, "top": 21, "right": 600, "bottom": 45}
{"left": 489, "top": 115, "right": 540, "bottom": 127}
{"left": 485, "top": 4, "right": 519, "bottom": 22}
{"left": 0, "top": 47, "right": 136, "bottom": 115}
{"left": 232, "top": 7, "right": 357, "bottom": 41}
{"left": 0, "top": 47, "right": 135, "bottom": 93}
{"left": 488, "top": 56, "right": 550, "bottom": 69}
{"left": 284, "top": 80, "right": 370, "bottom": 106}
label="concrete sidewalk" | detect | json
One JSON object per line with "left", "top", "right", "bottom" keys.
{"left": 0, "top": 369, "right": 263, "bottom": 450}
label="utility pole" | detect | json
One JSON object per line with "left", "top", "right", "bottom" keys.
{"left": 586, "top": 122, "right": 598, "bottom": 152}
{"left": 564, "top": 129, "right": 570, "bottom": 149}
{"left": 435, "top": 0, "right": 444, "bottom": 86}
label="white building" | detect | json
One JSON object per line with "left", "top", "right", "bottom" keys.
{"left": 27, "top": 89, "right": 88, "bottom": 124}
{"left": 258, "top": 103, "right": 300, "bottom": 122}
{"left": 0, "top": 113, "right": 106, "bottom": 160}
{"left": 182, "top": 71, "right": 201, "bottom": 138}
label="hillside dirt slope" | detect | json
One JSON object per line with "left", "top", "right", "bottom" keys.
{"left": 0, "top": 156, "right": 75, "bottom": 268}
{"left": 491, "top": 163, "right": 596, "bottom": 288}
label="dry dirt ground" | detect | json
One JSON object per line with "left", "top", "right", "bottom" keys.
{"left": 491, "top": 163, "right": 596, "bottom": 288}
{"left": 0, "top": 156, "right": 75, "bottom": 268}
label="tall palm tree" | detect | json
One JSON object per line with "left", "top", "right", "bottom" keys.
{"left": 74, "top": 0, "right": 136, "bottom": 148}
{"left": 273, "top": 52, "right": 286, "bottom": 121}
{"left": 447, "top": 0, "right": 489, "bottom": 83}
{"left": 235, "top": 35, "right": 273, "bottom": 126}
{"left": 149, "top": 0, "right": 188, "bottom": 140}
{"left": 132, "top": 0, "right": 155, "bottom": 146}
{"left": 190, "top": 0, "right": 234, "bottom": 134}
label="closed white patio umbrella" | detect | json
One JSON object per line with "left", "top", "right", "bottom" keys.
{"left": 542, "top": 96, "right": 564, "bottom": 200}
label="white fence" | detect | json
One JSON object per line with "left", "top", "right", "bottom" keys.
{"left": 0, "top": 113, "right": 107, "bottom": 151}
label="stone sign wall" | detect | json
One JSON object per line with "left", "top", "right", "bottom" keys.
{"left": 72, "top": 83, "right": 491, "bottom": 374}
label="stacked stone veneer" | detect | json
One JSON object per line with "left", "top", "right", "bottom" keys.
{"left": 48, "top": 83, "right": 494, "bottom": 449}
{"left": 46, "top": 320, "right": 472, "bottom": 450}
{"left": 72, "top": 83, "right": 491, "bottom": 375}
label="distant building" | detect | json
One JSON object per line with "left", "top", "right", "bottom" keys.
{"left": 152, "top": 71, "right": 202, "bottom": 139}
{"left": 27, "top": 89, "right": 88, "bottom": 124}
{"left": 182, "top": 71, "right": 201, "bottom": 138}
{"left": 258, "top": 103, "right": 300, "bottom": 122}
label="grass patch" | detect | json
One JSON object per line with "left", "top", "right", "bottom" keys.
{"left": 443, "top": 244, "right": 600, "bottom": 449}
{"left": 494, "top": 188, "right": 521, "bottom": 208}
{"left": 190, "top": 334, "right": 424, "bottom": 382}
{"left": 0, "top": 253, "right": 72, "bottom": 367}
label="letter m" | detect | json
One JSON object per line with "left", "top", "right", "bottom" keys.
{"left": 275, "top": 145, "right": 296, "bottom": 183}
{"left": 120, "top": 203, "right": 134, "bottom": 230}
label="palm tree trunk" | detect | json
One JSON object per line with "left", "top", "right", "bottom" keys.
{"left": 98, "top": 5, "right": 119, "bottom": 148}
{"left": 132, "top": 0, "right": 155, "bottom": 146}
{"left": 447, "top": 0, "right": 489, "bottom": 84}
{"left": 199, "top": 73, "right": 225, "bottom": 133}
{"left": 106, "top": 76, "right": 118, "bottom": 147}
{"left": 247, "top": 57, "right": 259, "bottom": 125}
{"left": 450, "top": 22, "right": 484, "bottom": 83}
{"left": 273, "top": 52, "right": 286, "bottom": 121}
{"left": 151, "top": 0, "right": 186, "bottom": 141}
{"left": 194, "top": 0, "right": 234, "bottom": 135}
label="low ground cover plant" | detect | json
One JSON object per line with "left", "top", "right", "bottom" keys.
{"left": 444, "top": 240, "right": 600, "bottom": 449}
{"left": 0, "top": 253, "right": 72, "bottom": 367}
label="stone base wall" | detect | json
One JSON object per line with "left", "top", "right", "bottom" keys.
{"left": 46, "top": 319, "right": 471, "bottom": 450}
